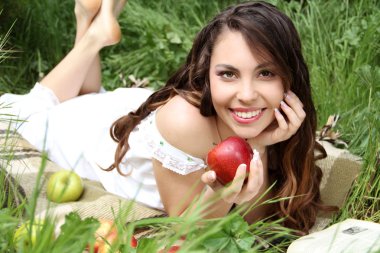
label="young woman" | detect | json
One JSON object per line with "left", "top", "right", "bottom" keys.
{"left": 0, "top": 0, "right": 332, "bottom": 233}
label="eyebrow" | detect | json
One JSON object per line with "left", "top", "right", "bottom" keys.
{"left": 215, "top": 62, "right": 275, "bottom": 71}
{"left": 214, "top": 64, "right": 239, "bottom": 72}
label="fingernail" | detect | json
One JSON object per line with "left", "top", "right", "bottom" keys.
{"left": 284, "top": 92, "right": 291, "bottom": 99}
{"left": 274, "top": 108, "right": 281, "bottom": 114}
{"left": 208, "top": 171, "right": 216, "bottom": 181}
{"left": 253, "top": 149, "right": 260, "bottom": 162}
{"left": 280, "top": 101, "right": 288, "bottom": 108}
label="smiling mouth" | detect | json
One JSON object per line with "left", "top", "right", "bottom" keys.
{"left": 233, "top": 109, "right": 262, "bottom": 119}
{"left": 230, "top": 108, "right": 265, "bottom": 123}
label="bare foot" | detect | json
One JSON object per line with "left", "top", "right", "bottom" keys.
{"left": 86, "top": 0, "right": 122, "bottom": 47}
{"left": 75, "top": 0, "right": 102, "bottom": 21}
{"left": 75, "top": 0, "right": 102, "bottom": 43}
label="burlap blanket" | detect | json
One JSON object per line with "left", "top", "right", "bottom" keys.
{"left": 0, "top": 122, "right": 166, "bottom": 228}
{"left": 0, "top": 121, "right": 362, "bottom": 233}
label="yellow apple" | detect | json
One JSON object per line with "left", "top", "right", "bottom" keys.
{"left": 46, "top": 170, "right": 84, "bottom": 203}
{"left": 13, "top": 219, "right": 54, "bottom": 250}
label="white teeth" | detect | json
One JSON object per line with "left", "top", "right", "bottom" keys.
{"left": 235, "top": 110, "right": 261, "bottom": 119}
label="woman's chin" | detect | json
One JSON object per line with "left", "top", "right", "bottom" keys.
{"left": 232, "top": 129, "right": 261, "bottom": 140}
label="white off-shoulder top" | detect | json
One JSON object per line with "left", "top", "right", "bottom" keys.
{"left": 87, "top": 110, "right": 207, "bottom": 210}
{"left": 0, "top": 83, "right": 207, "bottom": 210}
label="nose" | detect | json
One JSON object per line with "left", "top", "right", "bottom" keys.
{"left": 236, "top": 80, "right": 259, "bottom": 104}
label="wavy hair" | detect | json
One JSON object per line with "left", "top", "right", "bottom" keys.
{"left": 107, "top": 1, "right": 336, "bottom": 233}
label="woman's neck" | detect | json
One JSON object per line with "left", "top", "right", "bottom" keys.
{"left": 214, "top": 116, "right": 267, "bottom": 155}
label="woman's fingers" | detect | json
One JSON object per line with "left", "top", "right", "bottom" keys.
{"left": 284, "top": 91, "right": 306, "bottom": 123}
{"left": 283, "top": 92, "right": 306, "bottom": 134}
{"left": 272, "top": 108, "right": 289, "bottom": 141}
{"left": 201, "top": 170, "right": 222, "bottom": 191}
{"left": 271, "top": 91, "right": 306, "bottom": 141}
{"left": 275, "top": 107, "right": 289, "bottom": 130}
{"left": 201, "top": 167, "right": 245, "bottom": 198}
{"left": 279, "top": 101, "right": 301, "bottom": 132}
{"left": 286, "top": 91, "right": 304, "bottom": 107}
{"left": 202, "top": 158, "right": 263, "bottom": 205}
{"left": 222, "top": 165, "right": 247, "bottom": 203}
{"left": 236, "top": 151, "right": 264, "bottom": 204}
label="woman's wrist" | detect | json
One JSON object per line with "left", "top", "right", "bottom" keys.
{"left": 202, "top": 186, "right": 234, "bottom": 218}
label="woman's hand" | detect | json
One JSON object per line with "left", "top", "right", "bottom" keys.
{"left": 201, "top": 151, "right": 264, "bottom": 205}
{"left": 253, "top": 90, "right": 306, "bottom": 148}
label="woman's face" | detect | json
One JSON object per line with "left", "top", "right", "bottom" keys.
{"left": 209, "top": 29, "right": 284, "bottom": 139}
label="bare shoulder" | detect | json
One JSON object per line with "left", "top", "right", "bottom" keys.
{"left": 156, "top": 95, "right": 216, "bottom": 160}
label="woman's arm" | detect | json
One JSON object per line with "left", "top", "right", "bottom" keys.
{"left": 153, "top": 95, "right": 231, "bottom": 217}
{"left": 153, "top": 95, "right": 265, "bottom": 220}
{"left": 153, "top": 151, "right": 266, "bottom": 220}
{"left": 152, "top": 159, "right": 233, "bottom": 218}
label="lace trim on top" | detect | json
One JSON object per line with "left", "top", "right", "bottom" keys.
{"left": 136, "top": 111, "right": 207, "bottom": 175}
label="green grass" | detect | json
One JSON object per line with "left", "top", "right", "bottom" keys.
{"left": 102, "top": 0, "right": 238, "bottom": 89}
{"left": 281, "top": 0, "right": 380, "bottom": 155}
{"left": 274, "top": 0, "right": 380, "bottom": 225}
{"left": 0, "top": 0, "right": 379, "bottom": 252}
{"left": 0, "top": 0, "right": 75, "bottom": 94}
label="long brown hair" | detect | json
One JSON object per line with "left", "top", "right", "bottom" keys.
{"left": 108, "top": 1, "right": 335, "bottom": 233}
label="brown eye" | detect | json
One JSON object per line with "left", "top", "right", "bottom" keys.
{"left": 217, "top": 70, "right": 237, "bottom": 80}
{"left": 222, "top": 71, "right": 236, "bottom": 79}
{"left": 259, "top": 70, "right": 274, "bottom": 77}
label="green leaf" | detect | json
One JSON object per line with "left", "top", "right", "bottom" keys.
{"left": 52, "top": 212, "right": 99, "bottom": 253}
{"left": 199, "top": 215, "right": 254, "bottom": 252}
{"left": 235, "top": 236, "right": 255, "bottom": 251}
{"left": 223, "top": 241, "right": 241, "bottom": 253}
{"left": 229, "top": 215, "right": 249, "bottom": 234}
{"left": 202, "top": 230, "right": 231, "bottom": 251}
{"left": 136, "top": 237, "right": 159, "bottom": 252}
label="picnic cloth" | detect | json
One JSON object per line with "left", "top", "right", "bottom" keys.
{"left": 0, "top": 121, "right": 362, "bottom": 233}
{"left": 0, "top": 122, "right": 165, "bottom": 228}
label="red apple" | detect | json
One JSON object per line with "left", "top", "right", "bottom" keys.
{"left": 158, "top": 245, "right": 181, "bottom": 253}
{"left": 168, "top": 245, "right": 181, "bottom": 252}
{"left": 207, "top": 136, "right": 253, "bottom": 185}
{"left": 89, "top": 219, "right": 114, "bottom": 253}
{"left": 130, "top": 235, "right": 138, "bottom": 248}
{"left": 87, "top": 219, "right": 137, "bottom": 253}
